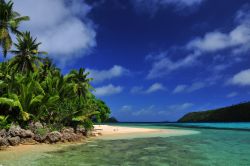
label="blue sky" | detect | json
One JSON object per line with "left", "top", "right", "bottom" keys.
{"left": 13, "top": 0, "right": 250, "bottom": 122}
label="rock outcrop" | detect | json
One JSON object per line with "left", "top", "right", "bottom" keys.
{"left": 0, "top": 123, "right": 88, "bottom": 149}
{"left": 46, "top": 131, "right": 62, "bottom": 143}
{"left": 8, "top": 136, "right": 20, "bottom": 146}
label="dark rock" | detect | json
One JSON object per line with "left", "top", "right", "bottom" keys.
{"left": 8, "top": 124, "right": 34, "bottom": 138}
{"left": 69, "top": 133, "right": 84, "bottom": 142}
{"left": 76, "top": 126, "right": 86, "bottom": 135}
{"left": 8, "top": 124, "right": 22, "bottom": 137}
{"left": 8, "top": 136, "right": 20, "bottom": 146}
{"left": 61, "top": 127, "right": 74, "bottom": 134}
{"left": 46, "top": 131, "right": 62, "bottom": 143}
{"left": 0, "top": 137, "right": 9, "bottom": 146}
{"left": 61, "top": 127, "right": 75, "bottom": 142}
{"left": 62, "top": 133, "right": 84, "bottom": 142}
{"left": 34, "top": 134, "right": 47, "bottom": 143}
{"left": 20, "top": 129, "right": 34, "bottom": 138}
{"left": 0, "top": 129, "right": 7, "bottom": 138}
{"left": 28, "top": 122, "right": 43, "bottom": 132}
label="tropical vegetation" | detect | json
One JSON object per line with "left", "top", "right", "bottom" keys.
{"left": 0, "top": 0, "right": 111, "bottom": 131}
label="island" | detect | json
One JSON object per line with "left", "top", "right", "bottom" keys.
{"left": 178, "top": 102, "right": 250, "bottom": 122}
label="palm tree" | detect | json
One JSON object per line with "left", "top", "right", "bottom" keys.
{"left": 0, "top": 0, "right": 30, "bottom": 57}
{"left": 39, "top": 57, "right": 59, "bottom": 82}
{"left": 9, "top": 31, "right": 47, "bottom": 74}
{"left": 0, "top": 74, "right": 45, "bottom": 122}
{"left": 66, "top": 68, "right": 93, "bottom": 100}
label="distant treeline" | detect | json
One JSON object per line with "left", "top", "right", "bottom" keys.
{"left": 178, "top": 102, "right": 250, "bottom": 122}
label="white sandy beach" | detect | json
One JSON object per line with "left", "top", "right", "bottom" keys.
{"left": 93, "top": 125, "right": 198, "bottom": 140}
{"left": 94, "top": 125, "right": 180, "bottom": 135}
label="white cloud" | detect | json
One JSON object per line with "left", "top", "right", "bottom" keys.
{"left": 173, "top": 82, "right": 206, "bottom": 93}
{"left": 93, "top": 84, "right": 123, "bottom": 97}
{"left": 187, "top": 7, "right": 250, "bottom": 53}
{"left": 132, "top": 105, "right": 156, "bottom": 116}
{"left": 229, "top": 69, "right": 250, "bottom": 86}
{"left": 147, "top": 51, "right": 201, "bottom": 79}
{"left": 87, "top": 65, "right": 129, "bottom": 83}
{"left": 173, "top": 84, "right": 188, "bottom": 94}
{"left": 145, "top": 6, "right": 250, "bottom": 79}
{"left": 226, "top": 92, "right": 238, "bottom": 98}
{"left": 131, "top": 83, "right": 166, "bottom": 94}
{"left": 13, "top": 0, "right": 96, "bottom": 65}
{"left": 187, "top": 82, "right": 206, "bottom": 92}
{"left": 132, "top": 0, "right": 205, "bottom": 15}
{"left": 145, "top": 83, "right": 166, "bottom": 93}
{"left": 130, "top": 86, "right": 144, "bottom": 94}
{"left": 120, "top": 105, "right": 132, "bottom": 111}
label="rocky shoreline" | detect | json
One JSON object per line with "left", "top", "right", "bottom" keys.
{"left": 0, "top": 122, "right": 99, "bottom": 149}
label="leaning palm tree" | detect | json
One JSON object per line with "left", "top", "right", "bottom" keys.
{"left": 0, "top": 0, "right": 29, "bottom": 57}
{"left": 9, "top": 31, "right": 47, "bottom": 74}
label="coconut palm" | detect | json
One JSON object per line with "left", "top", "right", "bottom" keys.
{"left": 66, "top": 68, "right": 93, "bottom": 100}
{"left": 0, "top": 0, "right": 29, "bottom": 57}
{"left": 9, "top": 31, "right": 47, "bottom": 74}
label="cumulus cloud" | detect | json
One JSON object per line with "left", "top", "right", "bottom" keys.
{"left": 187, "top": 6, "right": 250, "bottom": 53}
{"left": 229, "top": 69, "right": 250, "bottom": 86}
{"left": 131, "top": 83, "right": 166, "bottom": 94}
{"left": 87, "top": 65, "right": 129, "bottom": 83}
{"left": 13, "top": 0, "right": 96, "bottom": 65}
{"left": 93, "top": 84, "right": 123, "bottom": 97}
{"left": 147, "top": 51, "right": 201, "bottom": 79}
{"left": 131, "top": 0, "right": 205, "bottom": 16}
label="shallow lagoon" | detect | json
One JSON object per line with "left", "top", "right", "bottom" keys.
{"left": 1, "top": 123, "right": 250, "bottom": 166}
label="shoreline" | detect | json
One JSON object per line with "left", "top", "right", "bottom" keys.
{"left": 0, "top": 125, "right": 199, "bottom": 159}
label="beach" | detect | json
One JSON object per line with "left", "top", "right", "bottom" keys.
{"left": 93, "top": 124, "right": 198, "bottom": 139}
{"left": 0, "top": 125, "right": 197, "bottom": 156}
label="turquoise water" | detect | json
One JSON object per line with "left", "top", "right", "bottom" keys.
{"left": 1, "top": 123, "right": 250, "bottom": 166}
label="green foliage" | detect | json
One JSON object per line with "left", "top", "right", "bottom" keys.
{"left": 83, "top": 119, "right": 94, "bottom": 131}
{"left": 0, "top": 115, "right": 10, "bottom": 129}
{"left": 0, "top": 0, "right": 29, "bottom": 57}
{"left": 0, "top": 0, "right": 111, "bottom": 130}
{"left": 9, "top": 31, "right": 47, "bottom": 74}
{"left": 35, "top": 127, "right": 49, "bottom": 136}
{"left": 95, "top": 99, "right": 111, "bottom": 122}
{"left": 105, "top": 117, "right": 118, "bottom": 123}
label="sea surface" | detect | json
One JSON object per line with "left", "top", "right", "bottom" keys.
{"left": 1, "top": 123, "right": 250, "bottom": 166}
